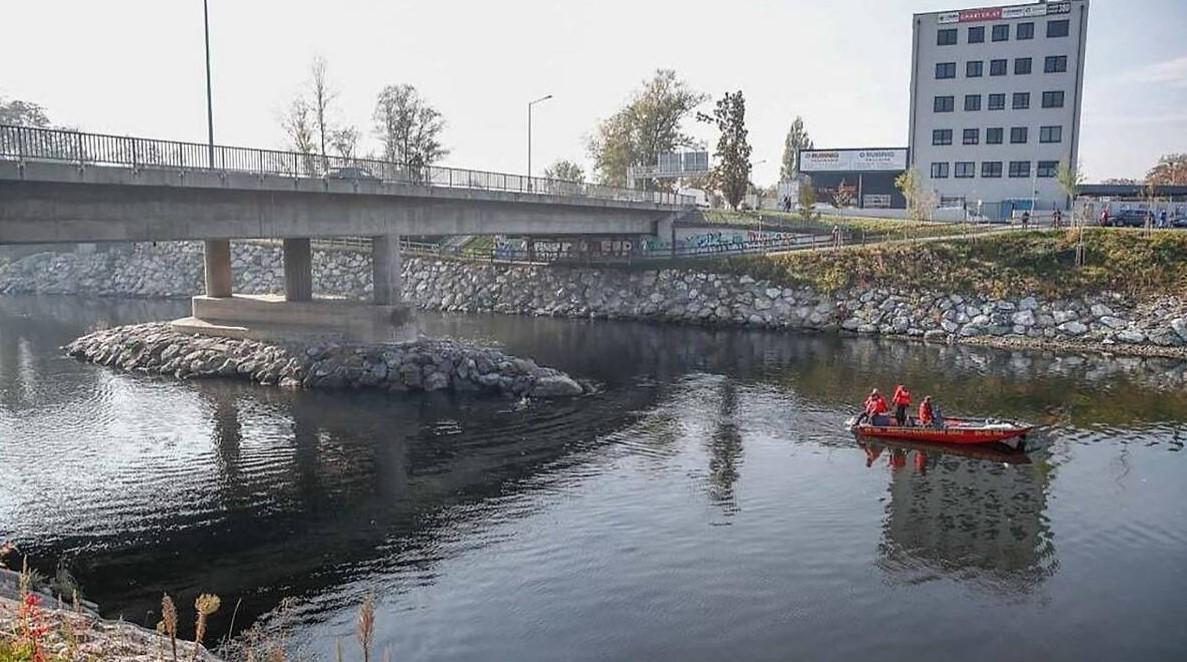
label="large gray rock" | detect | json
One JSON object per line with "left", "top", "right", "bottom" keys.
{"left": 530, "top": 374, "right": 584, "bottom": 397}
{"left": 1058, "top": 321, "right": 1089, "bottom": 336}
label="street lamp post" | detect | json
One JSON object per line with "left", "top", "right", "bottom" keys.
{"left": 527, "top": 94, "right": 553, "bottom": 190}
{"left": 203, "top": 0, "right": 215, "bottom": 168}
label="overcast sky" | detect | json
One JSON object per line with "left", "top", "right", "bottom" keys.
{"left": 2, "top": 0, "right": 1184, "bottom": 183}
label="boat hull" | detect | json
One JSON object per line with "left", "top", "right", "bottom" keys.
{"left": 846, "top": 416, "right": 1032, "bottom": 446}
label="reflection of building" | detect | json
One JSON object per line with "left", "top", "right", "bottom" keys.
{"left": 877, "top": 450, "right": 1056, "bottom": 590}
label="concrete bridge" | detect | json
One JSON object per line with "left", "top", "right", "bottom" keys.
{"left": 1, "top": 125, "right": 690, "bottom": 336}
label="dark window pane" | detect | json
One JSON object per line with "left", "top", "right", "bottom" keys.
{"left": 963, "top": 129, "right": 979, "bottom": 145}
{"left": 936, "top": 62, "right": 956, "bottom": 79}
{"left": 988, "top": 93, "right": 1006, "bottom": 110}
{"left": 1015, "top": 57, "right": 1032, "bottom": 75}
{"left": 1045, "top": 55, "right": 1068, "bottom": 73}
{"left": 968, "top": 26, "right": 985, "bottom": 43}
{"left": 1013, "top": 92, "right": 1030, "bottom": 109}
{"left": 1017, "top": 22, "right": 1035, "bottom": 40}
{"left": 982, "top": 161, "right": 1002, "bottom": 178}
{"left": 986, "top": 128, "right": 1003, "bottom": 144}
{"left": 1010, "top": 127, "right": 1028, "bottom": 144}
{"left": 1047, "top": 20, "right": 1069, "bottom": 38}
{"left": 992, "top": 24, "right": 1009, "bottom": 41}
{"left": 990, "top": 59, "right": 1008, "bottom": 76}
{"left": 1042, "top": 90, "right": 1065, "bottom": 108}
{"left": 1040, "top": 125, "right": 1062, "bottom": 143}
{"left": 964, "top": 94, "right": 982, "bottom": 111}
{"left": 1037, "top": 161, "right": 1059, "bottom": 178}
{"left": 934, "top": 96, "right": 954, "bottom": 112}
{"left": 938, "top": 28, "right": 958, "bottom": 45}
{"left": 955, "top": 161, "right": 975, "bottom": 178}
{"left": 967, "top": 60, "right": 983, "bottom": 77}
{"left": 1009, "top": 161, "right": 1031, "bottom": 178}
{"left": 932, "top": 129, "right": 953, "bottom": 146}
{"left": 931, "top": 162, "right": 950, "bottom": 178}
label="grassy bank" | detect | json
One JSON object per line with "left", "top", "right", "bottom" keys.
{"left": 702, "top": 209, "right": 978, "bottom": 238}
{"left": 710, "top": 229, "right": 1187, "bottom": 299}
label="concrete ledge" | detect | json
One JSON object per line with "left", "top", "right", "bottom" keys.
{"left": 186, "top": 294, "right": 417, "bottom": 342}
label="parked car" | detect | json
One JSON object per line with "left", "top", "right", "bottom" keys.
{"left": 325, "top": 166, "right": 381, "bottom": 182}
{"left": 1107, "top": 209, "right": 1154, "bottom": 228}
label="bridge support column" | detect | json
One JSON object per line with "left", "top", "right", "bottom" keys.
{"left": 283, "top": 238, "right": 313, "bottom": 302}
{"left": 372, "top": 234, "right": 402, "bottom": 305}
{"left": 203, "top": 239, "right": 232, "bottom": 298}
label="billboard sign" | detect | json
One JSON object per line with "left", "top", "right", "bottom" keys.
{"left": 938, "top": 1, "right": 1069, "bottom": 24}
{"left": 630, "top": 151, "right": 711, "bottom": 181}
{"left": 800, "top": 148, "right": 908, "bottom": 173}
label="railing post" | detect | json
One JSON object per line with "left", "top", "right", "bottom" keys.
{"left": 16, "top": 127, "right": 25, "bottom": 161}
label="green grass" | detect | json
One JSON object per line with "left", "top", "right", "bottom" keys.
{"left": 701, "top": 209, "right": 975, "bottom": 238}
{"left": 708, "top": 229, "right": 1187, "bottom": 299}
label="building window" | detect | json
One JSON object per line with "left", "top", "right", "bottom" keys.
{"left": 1039, "top": 125, "right": 1063, "bottom": 143}
{"left": 1012, "top": 92, "right": 1030, "bottom": 109}
{"left": 990, "top": 59, "right": 1008, "bottom": 76}
{"left": 936, "top": 62, "right": 957, "bottom": 79}
{"left": 934, "top": 95, "right": 955, "bottom": 112}
{"left": 986, "top": 127, "right": 1003, "bottom": 144}
{"left": 937, "top": 28, "right": 958, "bottom": 45}
{"left": 1042, "top": 90, "right": 1065, "bottom": 108}
{"left": 964, "top": 94, "right": 982, "bottom": 111}
{"left": 992, "top": 24, "right": 1009, "bottom": 41}
{"left": 954, "top": 161, "right": 975, "bottom": 178}
{"left": 1017, "top": 22, "right": 1035, "bottom": 40}
{"left": 962, "top": 128, "right": 979, "bottom": 145}
{"left": 1010, "top": 127, "right": 1028, "bottom": 144}
{"left": 988, "top": 93, "right": 1006, "bottom": 110}
{"left": 1045, "top": 55, "right": 1068, "bottom": 73}
{"left": 932, "top": 129, "right": 953, "bottom": 146}
{"left": 967, "top": 60, "right": 983, "bottom": 77}
{"left": 1048, "top": 19, "right": 1070, "bottom": 38}
{"left": 1009, "top": 161, "right": 1031, "bottom": 178}
{"left": 1015, "top": 57, "right": 1032, "bottom": 75}
{"left": 1037, "top": 161, "right": 1059, "bottom": 178}
{"left": 931, "top": 162, "right": 950, "bottom": 179}
{"left": 968, "top": 26, "right": 985, "bottom": 43}
{"left": 982, "top": 161, "right": 1003, "bottom": 178}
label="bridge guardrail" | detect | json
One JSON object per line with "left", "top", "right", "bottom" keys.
{"left": 0, "top": 124, "right": 694, "bottom": 207}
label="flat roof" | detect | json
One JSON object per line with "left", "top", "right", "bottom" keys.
{"left": 914, "top": 0, "right": 1075, "bottom": 20}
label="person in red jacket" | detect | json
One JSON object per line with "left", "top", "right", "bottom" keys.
{"left": 892, "top": 384, "right": 912, "bottom": 426}
{"left": 860, "top": 388, "right": 889, "bottom": 425}
{"left": 918, "top": 395, "right": 935, "bottom": 427}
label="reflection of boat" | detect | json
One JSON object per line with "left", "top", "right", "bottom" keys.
{"left": 858, "top": 436, "right": 1033, "bottom": 465}
{"left": 845, "top": 415, "right": 1033, "bottom": 449}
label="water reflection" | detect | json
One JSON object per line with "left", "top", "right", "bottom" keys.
{"left": 861, "top": 439, "right": 1058, "bottom": 593}
{"left": 4, "top": 295, "right": 1187, "bottom": 659}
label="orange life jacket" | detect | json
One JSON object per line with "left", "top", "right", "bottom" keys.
{"left": 919, "top": 401, "right": 934, "bottom": 425}
{"left": 893, "top": 387, "right": 911, "bottom": 407}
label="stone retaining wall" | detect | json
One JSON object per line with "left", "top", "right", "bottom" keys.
{"left": 5, "top": 241, "right": 1187, "bottom": 355}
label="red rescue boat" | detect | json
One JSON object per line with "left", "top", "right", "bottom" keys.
{"left": 846, "top": 414, "right": 1033, "bottom": 448}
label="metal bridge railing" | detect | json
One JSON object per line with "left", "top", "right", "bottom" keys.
{"left": 0, "top": 124, "right": 694, "bottom": 207}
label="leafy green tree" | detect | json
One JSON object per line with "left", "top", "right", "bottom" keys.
{"left": 587, "top": 69, "right": 707, "bottom": 188}
{"left": 1056, "top": 161, "right": 1086, "bottom": 266}
{"left": 703, "top": 91, "right": 752, "bottom": 210}
{"left": 798, "top": 179, "right": 819, "bottom": 221}
{"left": 543, "top": 159, "right": 585, "bottom": 182}
{"left": 373, "top": 84, "right": 448, "bottom": 170}
{"left": 0, "top": 97, "right": 50, "bottom": 127}
{"left": 779, "top": 116, "right": 813, "bottom": 180}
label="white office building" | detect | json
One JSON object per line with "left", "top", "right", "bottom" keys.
{"left": 908, "top": 0, "right": 1089, "bottom": 218}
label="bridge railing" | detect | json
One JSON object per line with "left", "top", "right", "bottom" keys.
{"left": 0, "top": 124, "right": 694, "bottom": 207}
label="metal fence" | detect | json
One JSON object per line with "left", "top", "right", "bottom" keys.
{"left": 0, "top": 124, "right": 693, "bottom": 207}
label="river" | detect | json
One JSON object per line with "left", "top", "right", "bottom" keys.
{"left": 2, "top": 294, "right": 1185, "bottom": 661}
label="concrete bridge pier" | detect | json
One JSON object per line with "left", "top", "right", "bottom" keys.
{"left": 203, "top": 240, "right": 233, "bottom": 298}
{"left": 283, "top": 238, "right": 313, "bottom": 302}
{"left": 372, "top": 234, "right": 402, "bottom": 305}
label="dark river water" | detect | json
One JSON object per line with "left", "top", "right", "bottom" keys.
{"left": 2, "top": 294, "right": 1186, "bottom": 661}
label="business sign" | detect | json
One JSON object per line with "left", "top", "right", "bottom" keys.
{"left": 800, "top": 148, "right": 908, "bottom": 173}
{"left": 629, "top": 151, "right": 711, "bottom": 182}
{"left": 937, "top": 1, "right": 1069, "bottom": 24}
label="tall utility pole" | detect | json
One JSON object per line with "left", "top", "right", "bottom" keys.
{"left": 203, "top": 0, "right": 215, "bottom": 168}
{"left": 527, "top": 94, "right": 553, "bottom": 189}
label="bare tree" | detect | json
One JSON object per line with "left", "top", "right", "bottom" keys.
{"left": 1056, "top": 161, "right": 1086, "bottom": 266}
{"left": 309, "top": 56, "right": 337, "bottom": 170}
{"left": 331, "top": 126, "right": 361, "bottom": 163}
{"left": 281, "top": 97, "right": 317, "bottom": 174}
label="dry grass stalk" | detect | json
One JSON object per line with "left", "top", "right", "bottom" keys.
{"left": 162, "top": 594, "right": 179, "bottom": 662}
{"left": 335, "top": 637, "right": 344, "bottom": 662}
{"left": 193, "top": 593, "right": 222, "bottom": 660}
{"left": 356, "top": 593, "right": 376, "bottom": 662}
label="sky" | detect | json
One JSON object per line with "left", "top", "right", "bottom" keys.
{"left": 2, "top": 0, "right": 1184, "bottom": 184}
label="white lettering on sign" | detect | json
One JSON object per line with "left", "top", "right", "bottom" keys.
{"left": 937, "top": 1, "right": 1069, "bottom": 24}
{"left": 800, "top": 149, "right": 908, "bottom": 173}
